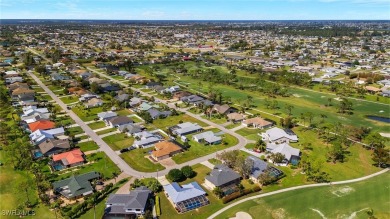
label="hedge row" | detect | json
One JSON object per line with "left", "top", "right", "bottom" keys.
{"left": 222, "top": 186, "right": 261, "bottom": 204}
{"left": 155, "top": 195, "right": 161, "bottom": 216}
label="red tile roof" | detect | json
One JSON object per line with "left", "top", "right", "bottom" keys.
{"left": 52, "top": 149, "right": 85, "bottom": 165}
{"left": 28, "top": 120, "right": 56, "bottom": 132}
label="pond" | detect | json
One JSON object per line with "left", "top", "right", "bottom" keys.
{"left": 366, "top": 115, "right": 390, "bottom": 123}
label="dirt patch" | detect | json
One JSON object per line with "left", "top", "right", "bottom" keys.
{"left": 331, "top": 186, "right": 355, "bottom": 197}
{"left": 271, "top": 208, "right": 287, "bottom": 219}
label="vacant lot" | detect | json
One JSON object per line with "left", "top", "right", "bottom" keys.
{"left": 216, "top": 172, "right": 390, "bottom": 219}
{"left": 102, "top": 133, "right": 135, "bottom": 151}
{"left": 72, "top": 106, "right": 104, "bottom": 121}
{"left": 146, "top": 114, "right": 208, "bottom": 130}
{"left": 120, "top": 148, "right": 165, "bottom": 172}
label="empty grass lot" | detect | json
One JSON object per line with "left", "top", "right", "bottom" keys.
{"left": 146, "top": 114, "right": 208, "bottom": 130}
{"left": 216, "top": 172, "right": 390, "bottom": 219}
{"left": 60, "top": 95, "right": 79, "bottom": 104}
{"left": 102, "top": 133, "right": 135, "bottom": 151}
{"left": 88, "top": 121, "right": 106, "bottom": 130}
{"left": 171, "top": 130, "right": 239, "bottom": 164}
{"left": 72, "top": 106, "right": 105, "bottom": 121}
{"left": 236, "top": 128, "right": 261, "bottom": 141}
{"left": 66, "top": 126, "right": 84, "bottom": 136}
{"left": 76, "top": 141, "right": 99, "bottom": 152}
{"left": 119, "top": 148, "right": 165, "bottom": 172}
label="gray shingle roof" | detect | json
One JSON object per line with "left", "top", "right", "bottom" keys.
{"left": 106, "top": 186, "right": 151, "bottom": 214}
{"left": 205, "top": 164, "right": 241, "bottom": 187}
{"left": 52, "top": 171, "right": 100, "bottom": 199}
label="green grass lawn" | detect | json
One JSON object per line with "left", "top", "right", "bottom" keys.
{"left": 128, "top": 115, "right": 144, "bottom": 123}
{"left": 88, "top": 121, "right": 106, "bottom": 130}
{"left": 146, "top": 114, "right": 208, "bottom": 131}
{"left": 236, "top": 128, "right": 261, "bottom": 141}
{"left": 116, "top": 109, "right": 132, "bottom": 116}
{"left": 208, "top": 158, "right": 222, "bottom": 165}
{"left": 72, "top": 106, "right": 105, "bottom": 121}
{"left": 224, "top": 123, "right": 242, "bottom": 129}
{"left": 201, "top": 115, "right": 227, "bottom": 124}
{"left": 55, "top": 152, "right": 120, "bottom": 180}
{"left": 290, "top": 127, "right": 381, "bottom": 182}
{"left": 172, "top": 130, "right": 239, "bottom": 164}
{"left": 60, "top": 95, "right": 79, "bottom": 104}
{"left": 216, "top": 172, "right": 390, "bottom": 219}
{"left": 119, "top": 148, "right": 165, "bottom": 172}
{"left": 0, "top": 151, "right": 56, "bottom": 219}
{"left": 66, "top": 126, "right": 84, "bottom": 136}
{"left": 102, "top": 133, "right": 134, "bottom": 151}
{"left": 95, "top": 128, "right": 117, "bottom": 135}
{"left": 76, "top": 141, "right": 99, "bottom": 152}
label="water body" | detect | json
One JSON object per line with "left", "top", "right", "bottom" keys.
{"left": 366, "top": 115, "right": 390, "bottom": 123}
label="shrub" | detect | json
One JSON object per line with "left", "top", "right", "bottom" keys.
{"left": 167, "top": 169, "right": 185, "bottom": 182}
{"left": 155, "top": 196, "right": 161, "bottom": 216}
{"left": 181, "top": 165, "right": 196, "bottom": 178}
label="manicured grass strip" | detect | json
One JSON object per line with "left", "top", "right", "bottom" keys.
{"left": 96, "top": 128, "right": 117, "bottom": 135}
{"left": 208, "top": 158, "right": 222, "bottom": 165}
{"left": 120, "top": 148, "right": 165, "bottom": 173}
{"left": 66, "top": 126, "right": 84, "bottom": 136}
{"left": 60, "top": 95, "right": 79, "bottom": 104}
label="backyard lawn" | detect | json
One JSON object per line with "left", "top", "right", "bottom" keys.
{"left": 171, "top": 130, "right": 239, "bottom": 164}
{"left": 54, "top": 152, "right": 120, "bottom": 180}
{"left": 120, "top": 148, "right": 165, "bottom": 172}
{"left": 216, "top": 172, "right": 390, "bottom": 219}
{"left": 102, "top": 133, "right": 135, "bottom": 151}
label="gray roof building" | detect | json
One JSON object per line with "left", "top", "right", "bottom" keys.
{"left": 52, "top": 171, "right": 100, "bottom": 199}
{"left": 205, "top": 164, "right": 241, "bottom": 187}
{"left": 104, "top": 186, "right": 151, "bottom": 217}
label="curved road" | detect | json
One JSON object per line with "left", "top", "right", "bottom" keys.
{"left": 208, "top": 168, "right": 389, "bottom": 219}
{"left": 28, "top": 69, "right": 248, "bottom": 178}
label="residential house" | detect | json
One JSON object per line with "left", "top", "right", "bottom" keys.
{"left": 7, "top": 82, "right": 29, "bottom": 92}
{"left": 181, "top": 95, "right": 204, "bottom": 105}
{"left": 52, "top": 171, "right": 100, "bottom": 199}
{"left": 5, "top": 77, "right": 24, "bottom": 84}
{"left": 104, "top": 186, "right": 152, "bottom": 218}
{"left": 100, "top": 83, "right": 121, "bottom": 92}
{"left": 163, "top": 182, "right": 209, "bottom": 213}
{"left": 137, "top": 102, "right": 153, "bottom": 111}
{"left": 28, "top": 120, "right": 56, "bottom": 132}
{"left": 133, "top": 131, "right": 163, "bottom": 148}
{"left": 34, "top": 138, "right": 70, "bottom": 158}
{"left": 145, "top": 82, "right": 161, "bottom": 89}
{"left": 147, "top": 108, "right": 172, "bottom": 119}
{"left": 85, "top": 98, "right": 103, "bottom": 108}
{"left": 51, "top": 149, "right": 85, "bottom": 170}
{"left": 107, "top": 116, "right": 134, "bottom": 128}
{"left": 242, "top": 117, "right": 273, "bottom": 129}
{"left": 97, "top": 111, "right": 118, "bottom": 121}
{"left": 129, "top": 97, "right": 142, "bottom": 107}
{"left": 51, "top": 73, "right": 70, "bottom": 81}
{"left": 118, "top": 124, "right": 142, "bottom": 136}
{"left": 266, "top": 142, "right": 300, "bottom": 165}
{"left": 382, "top": 90, "right": 390, "bottom": 97}
{"left": 151, "top": 141, "right": 183, "bottom": 161}
{"left": 163, "top": 85, "right": 181, "bottom": 93}
{"left": 115, "top": 93, "right": 130, "bottom": 103}
{"left": 261, "top": 127, "right": 298, "bottom": 143}
{"left": 170, "top": 122, "right": 203, "bottom": 136}
{"left": 11, "top": 87, "right": 35, "bottom": 101}
{"left": 29, "top": 127, "right": 65, "bottom": 145}
{"left": 246, "top": 156, "right": 283, "bottom": 184}
{"left": 213, "top": 104, "right": 237, "bottom": 115}
{"left": 192, "top": 131, "right": 222, "bottom": 145}
{"left": 79, "top": 93, "right": 100, "bottom": 102}
{"left": 172, "top": 91, "right": 192, "bottom": 100}
{"left": 204, "top": 164, "right": 241, "bottom": 195}
{"left": 227, "top": 113, "right": 245, "bottom": 123}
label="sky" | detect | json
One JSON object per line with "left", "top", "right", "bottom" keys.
{"left": 0, "top": 0, "right": 389, "bottom": 20}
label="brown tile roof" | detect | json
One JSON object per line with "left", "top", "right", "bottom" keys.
{"left": 12, "top": 87, "right": 35, "bottom": 95}
{"left": 152, "top": 141, "right": 182, "bottom": 158}
{"left": 243, "top": 117, "right": 272, "bottom": 127}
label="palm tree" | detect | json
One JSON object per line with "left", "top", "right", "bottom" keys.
{"left": 255, "top": 139, "right": 266, "bottom": 152}
{"left": 112, "top": 171, "right": 119, "bottom": 183}
{"left": 285, "top": 104, "right": 294, "bottom": 116}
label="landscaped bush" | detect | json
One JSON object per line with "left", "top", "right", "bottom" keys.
{"left": 155, "top": 196, "right": 161, "bottom": 216}
{"left": 181, "top": 165, "right": 196, "bottom": 178}
{"left": 167, "top": 168, "right": 185, "bottom": 182}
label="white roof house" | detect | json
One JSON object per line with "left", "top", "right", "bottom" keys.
{"left": 266, "top": 142, "right": 300, "bottom": 164}
{"left": 192, "top": 131, "right": 222, "bottom": 145}
{"left": 262, "top": 127, "right": 298, "bottom": 143}
{"left": 97, "top": 111, "right": 117, "bottom": 120}
{"left": 172, "top": 122, "right": 203, "bottom": 136}
{"left": 29, "top": 127, "right": 65, "bottom": 145}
